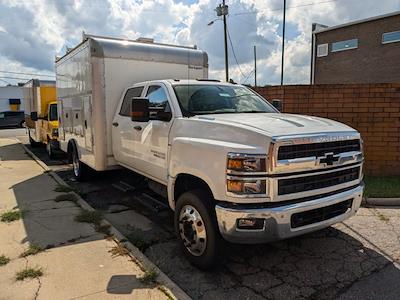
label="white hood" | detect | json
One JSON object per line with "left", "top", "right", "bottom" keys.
{"left": 193, "top": 113, "right": 356, "bottom": 137}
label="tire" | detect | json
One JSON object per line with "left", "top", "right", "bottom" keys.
{"left": 174, "top": 189, "right": 221, "bottom": 270}
{"left": 71, "top": 143, "right": 89, "bottom": 181}
{"left": 28, "top": 131, "right": 39, "bottom": 147}
{"left": 46, "top": 141, "right": 56, "bottom": 159}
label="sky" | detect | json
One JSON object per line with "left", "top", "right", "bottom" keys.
{"left": 0, "top": 0, "right": 399, "bottom": 87}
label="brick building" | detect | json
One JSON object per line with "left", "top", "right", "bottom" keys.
{"left": 311, "top": 11, "right": 400, "bottom": 84}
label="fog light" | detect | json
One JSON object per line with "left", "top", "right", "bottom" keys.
{"left": 237, "top": 218, "right": 265, "bottom": 230}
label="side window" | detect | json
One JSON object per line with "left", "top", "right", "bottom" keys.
{"left": 119, "top": 86, "right": 144, "bottom": 117}
{"left": 0, "top": 113, "right": 4, "bottom": 119}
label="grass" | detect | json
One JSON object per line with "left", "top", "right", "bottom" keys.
{"left": 139, "top": 268, "right": 158, "bottom": 284}
{"left": 157, "top": 286, "right": 174, "bottom": 300}
{"left": 15, "top": 267, "right": 43, "bottom": 281}
{"left": 74, "top": 210, "right": 103, "bottom": 226}
{"left": 364, "top": 176, "right": 400, "bottom": 198}
{"left": 19, "top": 244, "right": 43, "bottom": 258}
{"left": 0, "top": 255, "right": 10, "bottom": 266}
{"left": 54, "top": 193, "right": 78, "bottom": 203}
{"left": 1, "top": 210, "right": 23, "bottom": 223}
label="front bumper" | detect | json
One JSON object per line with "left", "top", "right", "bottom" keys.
{"left": 215, "top": 184, "right": 364, "bottom": 244}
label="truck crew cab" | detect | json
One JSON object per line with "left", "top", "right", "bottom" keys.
{"left": 56, "top": 35, "right": 364, "bottom": 269}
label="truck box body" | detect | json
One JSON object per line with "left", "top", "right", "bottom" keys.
{"left": 23, "top": 79, "right": 57, "bottom": 142}
{"left": 55, "top": 35, "right": 208, "bottom": 171}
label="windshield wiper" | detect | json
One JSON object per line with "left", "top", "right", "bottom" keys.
{"left": 237, "top": 110, "right": 268, "bottom": 113}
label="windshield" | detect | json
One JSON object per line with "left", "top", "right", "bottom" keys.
{"left": 49, "top": 104, "right": 58, "bottom": 121}
{"left": 173, "top": 84, "right": 277, "bottom": 116}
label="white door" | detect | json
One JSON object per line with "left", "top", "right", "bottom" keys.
{"left": 112, "top": 86, "right": 144, "bottom": 166}
{"left": 131, "top": 84, "right": 172, "bottom": 183}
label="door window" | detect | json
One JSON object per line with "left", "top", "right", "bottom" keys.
{"left": 119, "top": 86, "right": 144, "bottom": 117}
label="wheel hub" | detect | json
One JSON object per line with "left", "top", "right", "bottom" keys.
{"left": 178, "top": 205, "right": 207, "bottom": 256}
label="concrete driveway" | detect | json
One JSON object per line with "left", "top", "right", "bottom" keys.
{"left": 19, "top": 135, "right": 400, "bottom": 300}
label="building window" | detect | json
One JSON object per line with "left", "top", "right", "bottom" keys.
{"left": 317, "top": 44, "right": 328, "bottom": 57}
{"left": 382, "top": 30, "right": 400, "bottom": 44}
{"left": 9, "top": 99, "right": 21, "bottom": 105}
{"left": 331, "top": 39, "right": 358, "bottom": 52}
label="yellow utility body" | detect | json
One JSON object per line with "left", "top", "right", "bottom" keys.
{"left": 23, "top": 79, "right": 59, "bottom": 158}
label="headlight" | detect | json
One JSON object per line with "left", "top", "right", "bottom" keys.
{"left": 227, "top": 153, "right": 267, "bottom": 174}
{"left": 227, "top": 178, "right": 266, "bottom": 195}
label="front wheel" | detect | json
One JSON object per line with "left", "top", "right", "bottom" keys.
{"left": 174, "top": 189, "right": 221, "bottom": 269}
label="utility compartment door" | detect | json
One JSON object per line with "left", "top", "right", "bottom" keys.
{"left": 83, "top": 95, "right": 93, "bottom": 151}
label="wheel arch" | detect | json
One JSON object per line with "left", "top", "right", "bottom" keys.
{"left": 169, "top": 173, "right": 214, "bottom": 210}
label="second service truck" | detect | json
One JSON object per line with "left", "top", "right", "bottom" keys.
{"left": 56, "top": 34, "right": 364, "bottom": 269}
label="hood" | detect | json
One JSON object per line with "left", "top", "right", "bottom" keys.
{"left": 192, "top": 113, "right": 356, "bottom": 137}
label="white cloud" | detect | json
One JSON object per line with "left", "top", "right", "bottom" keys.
{"left": 0, "top": 0, "right": 399, "bottom": 86}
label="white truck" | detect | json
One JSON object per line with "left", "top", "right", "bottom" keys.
{"left": 56, "top": 35, "right": 364, "bottom": 269}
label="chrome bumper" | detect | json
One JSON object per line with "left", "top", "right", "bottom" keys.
{"left": 215, "top": 184, "right": 364, "bottom": 244}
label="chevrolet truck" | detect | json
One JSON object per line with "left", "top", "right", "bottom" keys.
{"left": 23, "top": 79, "right": 59, "bottom": 158}
{"left": 56, "top": 35, "right": 364, "bottom": 269}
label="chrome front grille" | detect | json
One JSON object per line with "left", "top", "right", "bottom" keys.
{"left": 277, "top": 140, "right": 361, "bottom": 161}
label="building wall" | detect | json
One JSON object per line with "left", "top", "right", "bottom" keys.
{"left": 254, "top": 83, "right": 400, "bottom": 176}
{"left": 313, "top": 14, "right": 400, "bottom": 84}
{"left": 0, "top": 86, "right": 24, "bottom": 112}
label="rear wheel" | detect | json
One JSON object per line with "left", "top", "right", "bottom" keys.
{"left": 71, "top": 143, "right": 89, "bottom": 181}
{"left": 175, "top": 189, "right": 221, "bottom": 269}
{"left": 46, "top": 140, "right": 56, "bottom": 159}
{"left": 28, "top": 131, "right": 39, "bottom": 147}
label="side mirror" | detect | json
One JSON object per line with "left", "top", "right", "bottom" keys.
{"left": 131, "top": 98, "right": 150, "bottom": 122}
{"left": 156, "top": 111, "right": 172, "bottom": 122}
{"left": 30, "top": 112, "right": 38, "bottom": 121}
{"left": 272, "top": 99, "right": 283, "bottom": 112}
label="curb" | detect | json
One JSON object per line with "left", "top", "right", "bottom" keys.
{"left": 364, "top": 198, "right": 400, "bottom": 207}
{"left": 18, "top": 140, "right": 191, "bottom": 300}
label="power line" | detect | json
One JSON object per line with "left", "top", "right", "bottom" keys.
{"left": 234, "top": 0, "right": 340, "bottom": 15}
{"left": 0, "top": 70, "right": 55, "bottom": 78}
{"left": 0, "top": 76, "right": 37, "bottom": 81}
{"left": 226, "top": 27, "right": 247, "bottom": 80}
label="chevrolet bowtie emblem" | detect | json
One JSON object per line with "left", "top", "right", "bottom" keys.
{"left": 319, "top": 153, "right": 340, "bottom": 166}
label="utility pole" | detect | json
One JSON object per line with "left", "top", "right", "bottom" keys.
{"left": 254, "top": 45, "right": 257, "bottom": 87}
{"left": 216, "top": 1, "right": 229, "bottom": 82}
{"left": 280, "top": 0, "right": 286, "bottom": 85}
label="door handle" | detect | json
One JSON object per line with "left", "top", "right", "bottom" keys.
{"left": 112, "top": 122, "right": 119, "bottom": 127}
{"left": 134, "top": 125, "right": 142, "bottom": 131}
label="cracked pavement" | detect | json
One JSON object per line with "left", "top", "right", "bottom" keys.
{"left": 19, "top": 135, "right": 400, "bottom": 300}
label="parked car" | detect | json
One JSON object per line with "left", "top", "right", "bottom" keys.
{"left": 0, "top": 111, "right": 25, "bottom": 128}
{"left": 56, "top": 35, "right": 364, "bottom": 269}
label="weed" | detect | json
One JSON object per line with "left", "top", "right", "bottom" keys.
{"left": 15, "top": 267, "right": 43, "bottom": 281}
{"left": 376, "top": 211, "right": 390, "bottom": 222}
{"left": 20, "top": 244, "right": 43, "bottom": 258}
{"left": 54, "top": 193, "right": 78, "bottom": 203}
{"left": 139, "top": 268, "right": 158, "bottom": 284}
{"left": 109, "top": 242, "right": 130, "bottom": 258}
{"left": 1, "top": 210, "right": 23, "bottom": 223}
{"left": 157, "top": 286, "right": 174, "bottom": 300}
{"left": 128, "top": 235, "right": 151, "bottom": 252}
{"left": 54, "top": 185, "right": 76, "bottom": 193}
{"left": 96, "top": 223, "right": 111, "bottom": 236}
{"left": 74, "top": 210, "right": 102, "bottom": 226}
{"left": 0, "top": 255, "right": 10, "bottom": 266}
